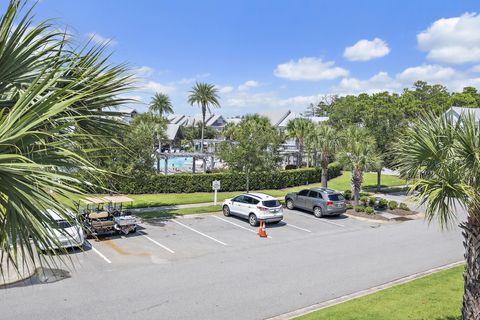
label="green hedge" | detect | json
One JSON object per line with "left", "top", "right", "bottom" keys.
{"left": 110, "top": 162, "right": 342, "bottom": 194}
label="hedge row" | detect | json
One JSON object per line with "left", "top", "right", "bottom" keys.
{"left": 110, "top": 162, "right": 342, "bottom": 194}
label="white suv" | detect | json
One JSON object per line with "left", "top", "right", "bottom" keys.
{"left": 222, "top": 193, "right": 283, "bottom": 226}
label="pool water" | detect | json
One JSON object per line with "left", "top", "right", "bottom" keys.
{"left": 159, "top": 157, "right": 193, "bottom": 169}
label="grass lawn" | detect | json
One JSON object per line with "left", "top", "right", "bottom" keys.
{"left": 296, "top": 265, "right": 463, "bottom": 320}
{"left": 135, "top": 205, "right": 222, "bottom": 219}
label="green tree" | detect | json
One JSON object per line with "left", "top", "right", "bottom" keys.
{"left": 450, "top": 87, "right": 480, "bottom": 108}
{"left": 149, "top": 92, "right": 173, "bottom": 118}
{"left": 286, "top": 118, "right": 314, "bottom": 168}
{"left": 0, "top": 1, "right": 133, "bottom": 272}
{"left": 399, "top": 81, "right": 451, "bottom": 117}
{"left": 306, "top": 124, "right": 339, "bottom": 188}
{"left": 337, "top": 127, "right": 382, "bottom": 205}
{"left": 218, "top": 115, "right": 284, "bottom": 192}
{"left": 394, "top": 112, "right": 480, "bottom": 319}
{"left": 187, "top": 82, "right": 220, "bottom": 153}
{"left": 181, "top": 122, "right": 216, "bottom": 151}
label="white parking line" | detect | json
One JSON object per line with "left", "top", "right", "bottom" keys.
{"left": 139, "top": 231, "right": 175, "bottom": 254}
{"left": 212, "top": 216, "right": 273, "bottom": 239}
{"left": 288, "top": 211, "right": 345, "bottom": 227}
{"left": 172, "top": 219, "right": 228, "bottom": 246}
{"left": 285, "top": 223, "right": 312, "bottom": 233}
{"left": 88, "top": 241, "right": 112, "bottom": 264}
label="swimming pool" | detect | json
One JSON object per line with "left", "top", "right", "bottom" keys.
{"left": 159, "top": 157, "right": 193, "bottom": 169}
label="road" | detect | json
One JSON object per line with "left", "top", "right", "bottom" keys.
{"left": 0, "top": 206, "right": 465, "bottom": 320}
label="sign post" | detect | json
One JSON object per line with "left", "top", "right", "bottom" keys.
{"left": 212, "top": 180, "right": 221, "bottom": 205}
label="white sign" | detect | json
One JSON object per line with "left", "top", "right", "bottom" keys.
{"left": 212, "top": 180, "right": 221, "bottom": 190}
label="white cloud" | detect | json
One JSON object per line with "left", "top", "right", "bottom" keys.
{"left": 471, "top": 65, "right": 480, "bottom": 73}
{"left": 178, "top": 73, "right": 211, "bottom": 85}
{"left": 417, "top": 12, "right": 480, "bottom": 64}
{"left": 141, "top": 81, "right": 176, "bottom": 94}
{"left": 396, "top": 64, "right": 457, "bottom": 83}
{"left": 344, "top": 38, "right": 390, "bottom": 61}
{"left": 274, "top": 57, "right": 349, "bottom": 81}
{"left": 87, "top": 32, "right": 117, "bottom": 46}
{"left": 132, "top": 66, "right": 154, "bottom": 78}
{"left": 333, "top": 72, "right": 401, "bottom": 94}
{"left": 238, "top": 80, "right": 261, "bottom": 91}
{"left": 217, "top": 85, "right": 234, "bottom": 94}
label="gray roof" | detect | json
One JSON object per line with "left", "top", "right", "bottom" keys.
{"left": 166, "top": 124, "right": 181, "bottom": 140}
{"left": 446, "top": 106, "right": 480, "bottom": 122}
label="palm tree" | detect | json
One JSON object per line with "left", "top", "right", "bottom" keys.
{"left": 149, "top": 92, "right": 173, "bottom": 118}
{"left": 222, "top": 121, "right": 237, "bottom": 141}
{"left": 286, "top": 118, "right": 314, "bottom": 168}
{"left": 337, "top": 127, "right": 382, "bottom": 205}
{"left": 0, "top": 1, "right": 132, "bottom": 274}
{"left": 307, "top": 124, "right": 339, "bottom": 188}
{"left": 187, "top": 82, "right": 220, "bottom": 153}
{"left": 395, "top": 112, "right": 480, "bottom": 319}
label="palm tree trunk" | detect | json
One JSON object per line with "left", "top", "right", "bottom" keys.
{"left": 245, "top": 167, "right": 250, "bottom": 193}
{"left": 461, "top": 218, "right": 480, "bottom": 320}
{"left": 352, "top": 169, "right": 362, "bottom": 206}
{"left": 299, "top": 139, "right": 304, "bottom": 168}
{"left": 201, "top": 105, "right": 206, "bottom": 153}
{"left": 377, "top": 169, "right": 382, "bottom": 192}
{"left": 321, "top": 154, "right": 329, "bottom": 189}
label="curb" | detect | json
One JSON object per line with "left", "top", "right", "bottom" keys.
{"left": 265, "top": 260, "right": 465, "bottom": 320}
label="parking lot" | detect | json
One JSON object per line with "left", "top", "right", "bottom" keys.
{"left": 0, "top": 208, "right": 465, "bottom": 320}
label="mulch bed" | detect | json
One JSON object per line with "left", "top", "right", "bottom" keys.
{"left": 385, "top": 208, "right": 418, "bottom": 216}
{"left": 346, "top": 209, "right": 390, "bottom": 221}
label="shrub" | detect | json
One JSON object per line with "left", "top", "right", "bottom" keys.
{"left": 368, "top": 197, "right": 377, "bottom": 207}
{"left": 360, "top": 195, "right": 369, "bottom": 205}
{"left": 343, "top": 190, "right": 352, "bottom": 200}
{"left": 346, "top": 203, "right": 353, "bottom": 210}
{"left": 104, "top": 162, "right": 342, "bottom": 194}
{"left": 365, "top": 207, "right": 375, "bottom": 215}
{"left": 354, "top": 206, "right": 365, "bottom": 212}
{"left": 399, "top": 203, "right": 410, "bottom": 211}
{"left": 378, "top": 198, "right": 388, "bottom": 209}
{"left": 388, "top": 200, "right": 398, "bottom": 210}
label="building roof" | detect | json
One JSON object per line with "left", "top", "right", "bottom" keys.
{"left": 167, "top": 113, "right": 225, "bottom": 128}
{"left": 446, "top": 106, "right": 480, "bottom": 122}
{"left": 166, "top": 123, "right": 181, "bottom": 140}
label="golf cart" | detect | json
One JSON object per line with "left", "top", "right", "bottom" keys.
{"left": 79, "top": 196, "right": 137, "bottom": 237}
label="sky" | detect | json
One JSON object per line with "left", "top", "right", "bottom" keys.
{"left": 16, "top": 0, "right": 480, "bottom": 116}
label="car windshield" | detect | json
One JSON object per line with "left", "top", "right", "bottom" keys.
{"left": 55, "top": 220, "right": 72, "bottom": 229}
{"left": 262, "top": 200, "right": 280, "bottom": 207}
{"left": 328, "top": 194, "right": 345, "bottom": 201}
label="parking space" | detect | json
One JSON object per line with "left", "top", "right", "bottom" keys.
{"left": 54, "top": 207, "right": 374, "bottom": 271}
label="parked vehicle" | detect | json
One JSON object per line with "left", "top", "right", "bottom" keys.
{"left": 39, "top": 209, "right": 85, "bottom": 250}
{"left": 285, "top": 188, "right": 346, "bottom": 217}
{"left": 222, "top": 193, "right": 283, "bottom": 226}
{"left": 79, "top": 196, "right": 137, "bottom": 237}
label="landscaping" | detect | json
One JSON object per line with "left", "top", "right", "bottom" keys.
{"left": 296, "top": 265, "right": 463, "bottom": 320}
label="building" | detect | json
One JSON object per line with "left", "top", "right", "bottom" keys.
{"left": 167, "top": 113, "right": 227, "bottom": 131}
{"left": 445, "top": 106, "right": 480, "bottom": 124}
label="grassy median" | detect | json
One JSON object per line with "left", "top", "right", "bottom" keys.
{"left": 135, "top": 205, "right": 223, "bottom": 219}
{"left": 296, "top": 265, "right": 463, "bottom": 320}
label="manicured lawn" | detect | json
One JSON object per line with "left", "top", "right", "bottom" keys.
{"left": 60, "top": 171, "right": 406, "bottom": 209}
{"left": 135, "top": 205, "right": 222, "bottom": 219}
{"left": 296, "top": 265, "right": 463, "bottom": 320}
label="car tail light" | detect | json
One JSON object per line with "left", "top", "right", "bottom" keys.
{"left": 326, "top": 201, "right": 334, "bottom": 206}
{"left": 257, "top": 206, "right": 269, "bottom": 212}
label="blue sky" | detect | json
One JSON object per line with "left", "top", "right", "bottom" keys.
{"left": 23, "top": 1, "right": 480, "bottom": 115}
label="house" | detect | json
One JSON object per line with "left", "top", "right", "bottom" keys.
{"left": 261, "top": 110, "right": 329, "bottom": 130}
{"left": 167, "top": 113, "right": 227, "bottom": 130}
{"left": 445, "top": 106, "right": 480, "bottom": 124}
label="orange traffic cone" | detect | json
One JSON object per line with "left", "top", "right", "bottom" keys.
{"left": 258, "top": 220, "right": 267, "bottom": 238}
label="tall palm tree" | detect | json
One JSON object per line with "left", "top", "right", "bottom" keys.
{"left": 307, "top": 124, "right": 339, "bottom": 188}
{"left": 0, "top": 1, "right": 133, "bottom": 274}
{"left": 337, "top": 127, "right": 382, "bottom": 205}
{"left": 149, "top": 92, "right": 173, "bottom": 118}
{"left": 395, "top": 112, "right": 480, "bottom": 319}
{"left": 286, "top": 118, "right": 314, "bottom": 168}
{"left": 187, "top": 82, "right": 220, "bottom": 153}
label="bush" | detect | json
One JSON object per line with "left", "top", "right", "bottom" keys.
{"left": 360, "top": 195, "right": 369, "bottom": 205}
{"left": 368, "top": 197, "right": 377, "bottom": 207}
{"left": 354, "top": 206, "right": 366, "bottom": 212}
{"left": 365, "top": 207, "right": 375, "bottom": 215}
{"left": 343, "top": 190, "right": 352, "bottom": 200}
{"left": 388, "top": 200, "right": 398, "bottom": 210}
{"left": 346, "top": 203, "right": 353, "bottom": 210}
{"left": 105, "top": 162, "right": 343, "bottom": 194}
{"left": 399, "top": 203, "right": 410, "bottom": 211}
{"left": 378, "top": 198, "right": 388, "bottom": 209}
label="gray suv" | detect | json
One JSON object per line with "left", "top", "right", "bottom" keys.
{"left": 285, "top": 188, "right": 346, "bottom": 217}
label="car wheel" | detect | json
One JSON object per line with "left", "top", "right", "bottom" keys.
{"left": 286, "top": 199, "right": 294, "bottom": 210}
{"left": 130, "top": 227, "right": 137, "bottom": 234}
{"left": 249, "top": 214, "right": 259, "bottom": 227}
{"left": 223, "top": 205, "right": 231, "bottom": 217}
{"left": 313, "top": 206, "right": 323, "bottom": 218}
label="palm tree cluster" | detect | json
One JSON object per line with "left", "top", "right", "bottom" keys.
{"left": 0, "top": 1, "right": 133, "bottom": 272}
